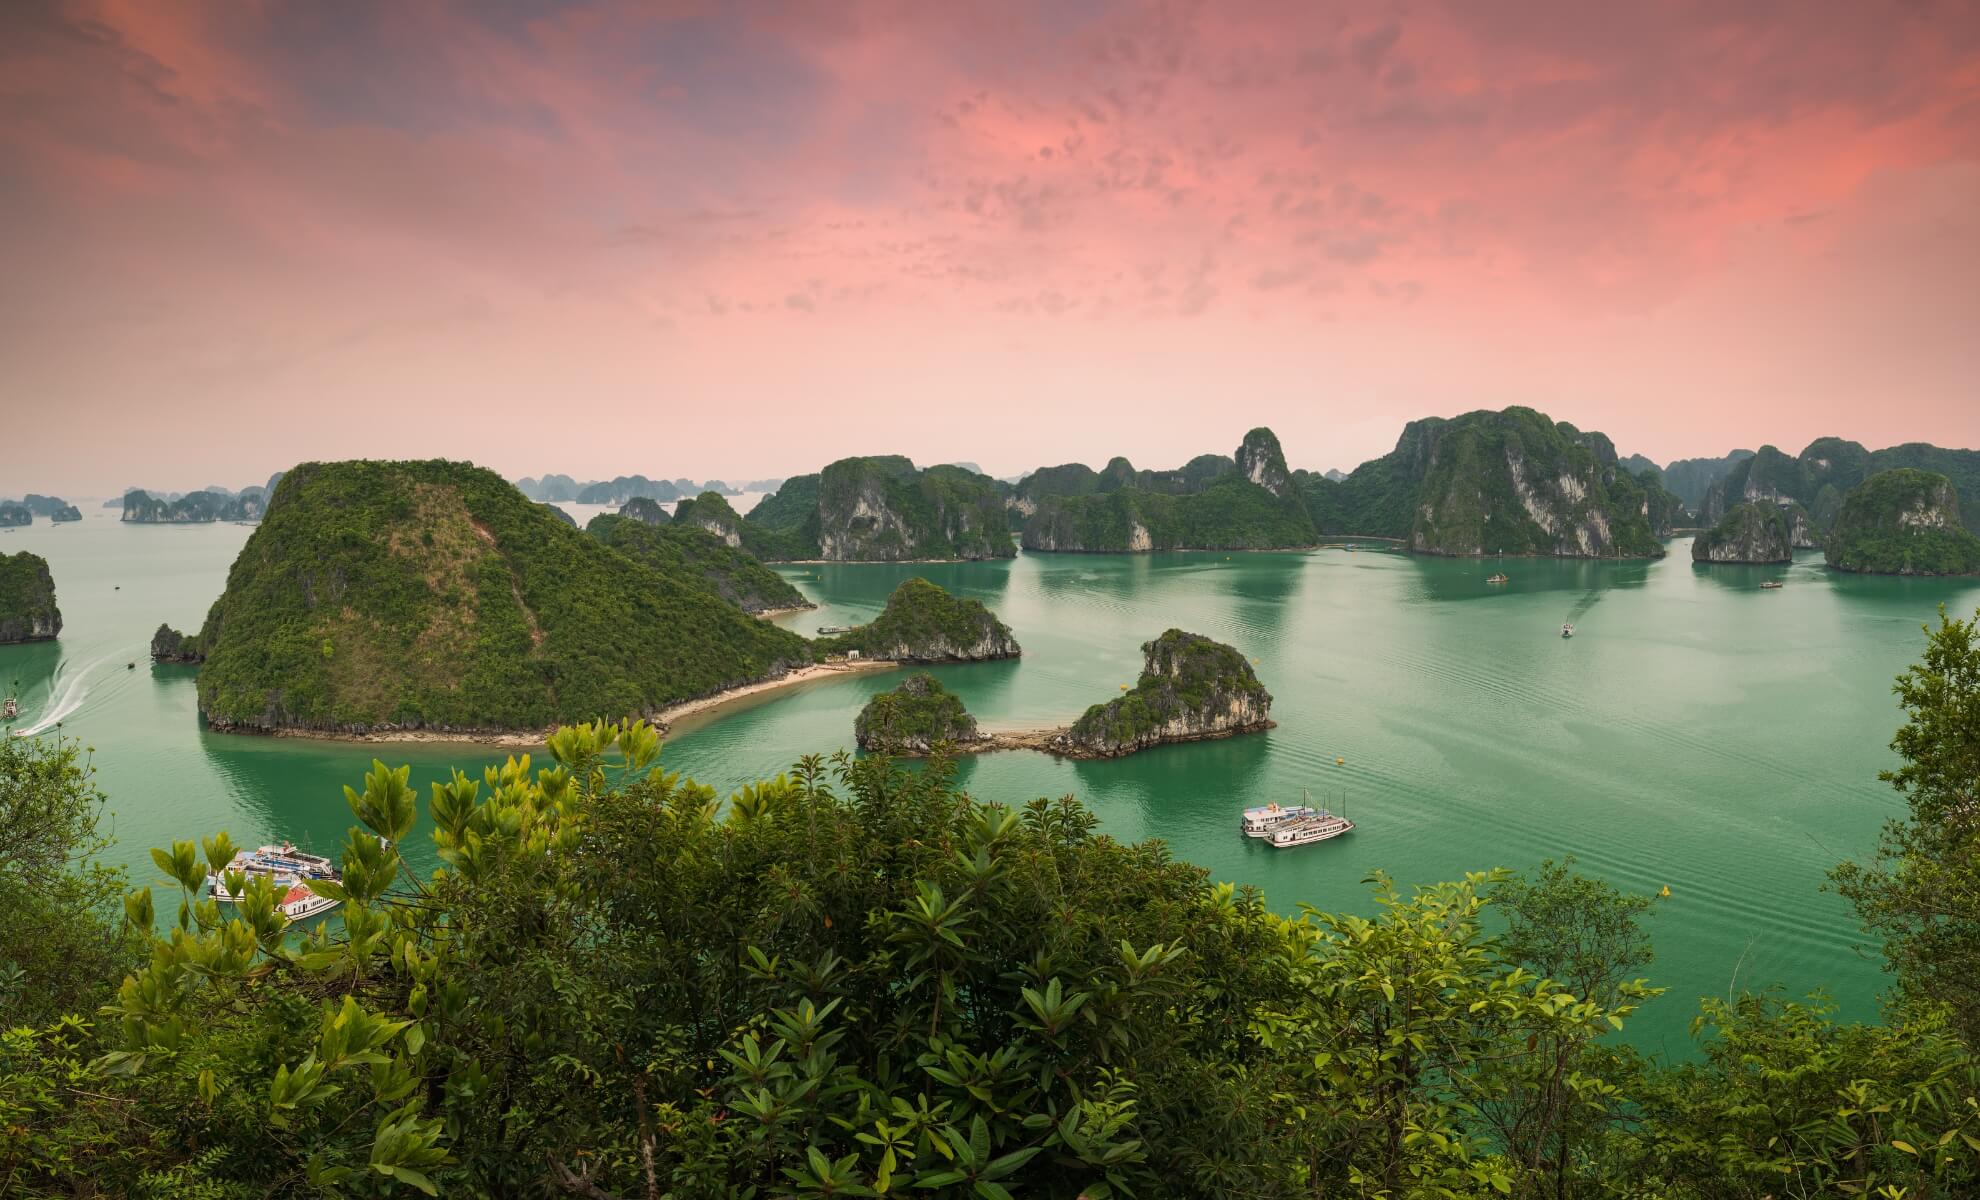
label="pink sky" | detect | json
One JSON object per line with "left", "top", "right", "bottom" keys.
{"left": 3, "top": 0, "right": 1978, "bottom": 495}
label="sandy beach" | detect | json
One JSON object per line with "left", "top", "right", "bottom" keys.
{"left": 652, "top": 659, "right": 896, "bottom": 730}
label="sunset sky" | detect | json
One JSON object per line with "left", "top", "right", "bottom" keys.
{"left": 4, "top": 0, "right": 1978, "bottom": 495}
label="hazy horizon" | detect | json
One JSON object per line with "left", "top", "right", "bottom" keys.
{"left": 4, "top": 0, "right": 1977, "bottom": 496}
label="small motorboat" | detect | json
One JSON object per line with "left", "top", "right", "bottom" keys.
{"left": 1561, "top": 622, "right": 1575, "bottom": 639}
{"left": 1760, "top": 581, "right": 1783, "bottom": 590}
{"left": 1487, "top": 573, "right": 1509, "bottom": 584}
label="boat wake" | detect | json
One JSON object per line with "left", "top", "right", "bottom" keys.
{"left": 13, "top": 654, "right": 113, "bottom": 737}
{"left": 1564, "top": 590, "right": 1604, "bottom": 622}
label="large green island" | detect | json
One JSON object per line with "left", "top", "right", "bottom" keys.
{"left": 188, "top": 460, "right": 811, "bottom": 737}
{"left": 1824, "top": 468, "right": 1980, "bottom": 576}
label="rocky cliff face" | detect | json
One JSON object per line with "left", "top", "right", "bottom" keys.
{"left": 1825, "top": 469, "right": 1980, "bottom": 576}
{"left": 1692, "top": 502, "right": 1793, "bottom": 564}
{"left": 1051, "top": 630, "right": 1271, "bottom": 758}
{"left": 0, "top": 504, "right": 30, "bottom": 527}
{"left": 1402, "top": 409, "right": 1670, "bottom": 558}
{"left": 674, "top": 492, "right": 746, "bottom": 548}
{"left": 1020, "top": 428, "right": 1316, "bottom": 552}
{"left": 0, "top": 552, "right": 62, "bottom": 643}
{"left": 121, "top": 488, "right": 263, "bottom": 523}
{"left": 151, "top": 623, "right": 205, "bottom": 663}
{"left": 618, "top": 497, "right": 672, "bottom": 526}
{"left": 854, "top": 672, "right": 984, "bottom": 754}
{"left": 14, "top": 495, "right": 82, "bottom": 522}
{"left": 818, "top": 578, "right": 1019, "bottom": 662}
{"left": 811, "top": 459, "right": 1011, "bottom": 561}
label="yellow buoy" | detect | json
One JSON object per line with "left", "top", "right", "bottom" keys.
{"left": 1658, "top": 885, "right": 1672, "bottom": 898}
{"left": 1120, "top": 684, "right": 1130, "bottom": 690}
{"left": 1335, "top": 757, "right": 1344, "bottom": 766}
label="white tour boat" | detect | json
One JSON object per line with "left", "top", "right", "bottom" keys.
{"left": 1267, "top": 809, "right": 1356, "bottom": 849}
{"left": 1241, "top": 802, "right": 1318, "bottom": 837}
{"left": 208, "top": 843, "right": 341, "bottom": 920}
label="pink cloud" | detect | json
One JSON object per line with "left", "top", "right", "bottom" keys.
{"left": 1, "top": 0, "right": 1976, "bottom": 493}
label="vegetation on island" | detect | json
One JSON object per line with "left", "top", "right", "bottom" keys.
{"left": 122, "top": 488, "right": 264, "bottom": 524}
{"left": 1703, "top": 438, "right": 1980, "bottom": 534}
{"left": 1055, "top": 629, "right": 1271, "bottom": 757}
{"left": 588, "top": 510, "right": 810, "bottom": 614}
{"left": 189, "top": 459, "right": 809, "bottom": 734}
{"left": 1824, "top": 468, "right": 1980, "bottom": 576}
{"left": 1297, "top": 407, "right": 1684, "bottom": 556}
{"left": 8, "top": 607, "right": 1980, "bottom": 1195}
{"left": 1691, "top": 501, "right": 1793, "bottom": 564}
{"left": 1019, "top": 429, "right": 1317, "bottom": 552}
{"left": 149, "top": 623, "right": 204, "bottom": 664}
{"left": 1, "top": 495, "right": 82, "bottom": 522}
{"left": 614, "top": 496, "right": 672, "bottom": 526}
{"left": 0, "top": 551, "right": 61, "bottom": 644}
{"left": 1634, "top": 450, "right": 1754, "bottom": 513}
{"left": 816, "top": 577, "right": 1019, "bottom": 662}
{"left": 853, "top": 672, "right": 982, "bottom": 753}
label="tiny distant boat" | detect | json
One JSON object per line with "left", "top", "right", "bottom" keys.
{"left": 1487, "top": 573, "right": 1509, "bottom": 584}
{"left": 1760, "top": 581, "right": 1782, "bottom": 590}
{"left": 1561, "top": 622, "right": 1575, "bottom": 639}
{"left": 816, "top": 624, "right": 854, "bottom": 635}
{"left": 1, "top": 696, "right": 16, "bottom": 721}
{"left": 126, "top": 662, "right": 135, "bottom": 670}
{"left": 1241, "top": 802, "right": 1317, "bottom": 837}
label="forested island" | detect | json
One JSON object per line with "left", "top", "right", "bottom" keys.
{"left": 1050, "top": 629, "right": 1273, "bottom": 756}
{"left": 0, "top": 551, "right": 62, "bottom": 643}
{"left": 1018, "top": 428, "right": 1318, "bottom": 552}
{"left": 121, "top": 473, "right": 285, "bottom": 523}
{"left": 1691, "top": 502, "right": 1794, "bottom": 564}
{"left": 1824, "top": 468, "right": 1980, "bottom": 576}
{"left": 187, "top": 459, "right": 810, "bottom": 738}
{"left": 1298, "top": 407, "right": 1682, "bottom": 557}
{"left": 742, "top": 457, "right": 1014, "bottom": 561}
{"left": 853, "top": 672, "right": 984, "bottom": 753}
{"left": 0, "top": 495, "right": 82, "bottom": 523}
{"left": 816, "top": 577, "right": 1020, "bottom": 661}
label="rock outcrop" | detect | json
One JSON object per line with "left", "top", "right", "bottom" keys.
{"left": 151, "top": 623, "right": 205, "bottom": 663}
{"left": 1825, "top": 469, "right": 1980, "bottom": 576}
{"left": 1019, "top": 429, "right": 1315, "bottom": 552}
{"left": 815, "top": 459, "right": 1012, "bottom": 561}
{"left": 672, "top": 492, "right": 747, "bottom": 548}
{"left": 817, "top": 578, "right": 1019, "bottom": 662}
{"left": 13, "top": 495, "right": 82, "bottom": 522}
{"left": 121, "top": 487, "right": 267, "bottom": 523}
{"left": 618, "top": 497, "right": 672, "bottom": 526}
{"left": 1301, "top": 408, "right": 1679, "bottom": 558}
{"left": 1701, "top": 438, "right": 1980, "bottom": 536}
{"left": 854, "top": 672, "right": 984, "bottom": 754}
{"left": 0, "top": 503, "right": 30, "bottom": 527}
{"left": 0, "top": 552, "right": 61, "bottom": 643}
{"left": 1050, "top": 630, "right": 1271, "bottom": 757}
{"left": 1692, "top": 502, "right": 1793, "bottom": 564}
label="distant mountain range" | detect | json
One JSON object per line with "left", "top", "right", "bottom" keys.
{"left": 512, "top": 475, "right": 762, "bottom": 503}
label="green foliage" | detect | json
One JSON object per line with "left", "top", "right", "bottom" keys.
{"left": 1063, "top": 630, "right": 1268, "bottom": 755}
{"left": 1833, "top": 605, "right": 1980, "bottom": 1044}
{"left": 1705, "top": 437, "right": 1980, "bottom": 534}
{"left": 854, "top": 673, "right": 980, "bottom": 753}
{"left": 191, "top": 459, "right": 810, "bottom": 733}
{"left": 817, "top": 577, "right": 1019, "bottom": 662}
{"left": 0, "top": 551, "right": 61, "bottom": 643}
{"left": 810, "top": 458, "right": 1013, "bottom": 561}
{"left": 589, "top": 510, "right": 808, "bottom": 614}
{"left": 0, "top": 734, "right": 142, "bottom": 1027}
{"left": 1825, "top": 468, "right": 1980, "bottom": 575}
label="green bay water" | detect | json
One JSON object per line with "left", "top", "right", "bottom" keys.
{"left": 6, "top": 506, "right": 1978, "bottom": 1058}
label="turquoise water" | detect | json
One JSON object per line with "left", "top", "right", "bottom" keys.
{"left": 6, "top": 508, "right": 1977, "bottom": 1058}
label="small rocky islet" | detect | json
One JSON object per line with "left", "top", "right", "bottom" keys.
{"left": 0, "top": 551, "right": 62, "bottom": 644}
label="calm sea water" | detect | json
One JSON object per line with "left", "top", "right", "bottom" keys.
{"left": 5, "top": 506, "right": 1977, "bottom": 1057}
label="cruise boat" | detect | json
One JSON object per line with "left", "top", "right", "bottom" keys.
{"left": 1561, "top": 622, "right": 1575, "bottom": 638}
{"left": 1760, "top": 581, "right": 1783, "bottom": 589}
{"left": 1487, "top": 573, "right": 1509, "bottom": 584}
{"left": 208, "top": 843, "right": 340, "bottom": 912}
{"left": 1241, "top": 801, "right": 1318, "bottom": 837}
{"left": 1267, "top": 809, "right": 1355, "bottom": 848}
{"left": 276, "top": 881, "right": 340, "bottom": 922}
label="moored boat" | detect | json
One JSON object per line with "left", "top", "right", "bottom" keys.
{"left": 1266, "top": 809, "right": 1355, "bottom": 848}
{"left": 208, "top": 843, "right": 340, "bottom": 906}
{"left": 1759, "top": 581, "right": 1782, "bottom": 589}
{"left": 1241, "top": 801, "right": 1317, "bottom": 837}
{"left": 1487, "top": 573, "right": 1509, "bottom": 584}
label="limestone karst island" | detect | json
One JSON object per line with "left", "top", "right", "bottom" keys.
{"left": 6, "top": 4, "right": 1980, "bottom": 1198}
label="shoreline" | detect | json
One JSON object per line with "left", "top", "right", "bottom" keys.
{"left": 754, "top": 603, "right": 816, "bottom": 619}
{"left": 652, "top": 659, "right": 897, "bottom": 730}
{"left": 243, "top": 661, "right": 900, "bottom": 749}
